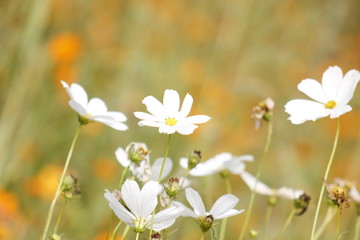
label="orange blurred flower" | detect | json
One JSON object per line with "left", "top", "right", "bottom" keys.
{"left": 92, "top": 157, "right": 118, "bottom": 181}
{"left": 49, "top": 33, "right": 82, "bottom": 63}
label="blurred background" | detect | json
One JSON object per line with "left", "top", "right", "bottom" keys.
{"left": 1, "top": 0, "right": 360, "bottom": 239}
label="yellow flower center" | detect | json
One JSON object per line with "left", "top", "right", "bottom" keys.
{"left": 165, "top": 117, "right": 177, "bottom": 126}
{"left": 325, "top": 100, "right": 336, "bottom": 109}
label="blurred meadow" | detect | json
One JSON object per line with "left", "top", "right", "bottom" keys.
{"left": 1, "top": 0, "right": 360, "bottom": 239}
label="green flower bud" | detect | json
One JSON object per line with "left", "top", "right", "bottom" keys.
{"left": 165, "top": 177, "right": 181, "bottom": 198}
{"left": 267, "top": 196, "right": 278, "bottom": 206}
{"left": 249, "top": 229, "right": 259, "bottom": 239}
{"left": 198, "top": 214, "right": 214, "bottom": 233}
{"left": 126, "top": 142, "right": 149, "bottom": 164}
{"left": 188, "top": 150, "right": 201, "bottom": 170}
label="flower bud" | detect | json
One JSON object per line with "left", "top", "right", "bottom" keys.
{"left": 198, "top": 214, "right": 214, "bottom": 233}
{"left": 267, "top": 196, "right": 278, "bottom": 206}
{"left": 61, "top": 175, "right": 81, "bottom": 199}
{"left": 251, "top": 98, "right": 275, "bottom": 129}
{"left": 51, "top": 234, "right": 61, "bottom": 240}
{"left": 294, "top": 193, "right": 311, "bottom": 216}
{"left": 78, "top": 115, "right": 91, "bottom": 125}
{"left": 165, "top": 177, "right": 181, "bottom": 198}
{"left": 151, "top": 232, "right": 161, "bottom": 240}
{"left": 249, "top": 230, "right": 259, "bottom": 239}
{"left": 187, "top": 150, "right": 201, "bottom": 170}
{"left": 126, "top": 142, "right": 149, "bottom": 164}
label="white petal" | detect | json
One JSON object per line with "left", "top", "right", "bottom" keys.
{"left": 104, "top": 190, "right": 135, "bottom": 225}
{"left": 142, "top": 96, "right": 166, "bottom": 118}
{"left": 151, "top": 206, "right": 184, "bottom": 231}
{"left": 276, "top": 187, "right": 304, "bottom": 200}
{"left": 210, "top": 194, "right": 239, "bottom": 219}
{"left": 179, "top": 93, "right": 193, "bottom": 118}
{"left": 68, "top": 100, "right": 87, "bottom": 116}
{"left": 171, "top": 201, "right": 198, "bottom": 218}
{"left": 175, "top": 124, "right": 198, "bottom": 135}
{"left": 163, "top": 89, "right": 180, "bottom": 116}
{"left": 188, "top": 153, "right": 231, "bottom": 176}
{"left": 134, "top": 111, "right": 162, "bottom": 122}
{"left": 87, "top": 98, "right": 108, "bottom": 115}
{"left": 322, "top": 66, "right": 343, "bottom": 100}
{"left": 185, "top": 188, "right": 206, "bottom": 216}
{"left": 179, "top": 157, "right": 189, "bottom": 169}
{"left": 297, "top": 79, "right": 328, "bottom": 103}
{"left": 138, "top": 120, "right": 163, "bottom": 128}
{"left": 150, "top": 158, "right": 173, "bottom": 181}
{"left": 329, "top": 105, "right": 352, "bottom": 119}
{"left": 140, "top": 180, "right": 162, "bottom": 218}
{"left": 336, "top": 69, "right": 360, "bottom": 105}
{"left": 115, "top": 147, "right": 130, "bottom": 167}
{"left": 91, "top": 116, "right": 128, "bottom": 131}
{"left": 181, "top": 115, "right": 211, "bottom": 125}
{"left": 121, "top": 180, "right": 142, "bottom": 217}
{"left": 284, "top": 99, "right": 331, "bottom": 124}
{"left": 224, "top": 161, "right": 245, "bottom": 174}
{"left": 65, "top": 82, "right": 89, "bottom": 108}
{"left": 215, "top": 209, "right": 244, "bottom": 219}
{"left": 350, "top": 185, "right": 360, "bottom": 203}
{"left": 105, "top": 111, "right": 128, "bottom": 122}
{"left": 240, "top": 172, "right": 273, "bottom": 196}
{"left": 159, "top": 125, "right": 176, "bottom": 134}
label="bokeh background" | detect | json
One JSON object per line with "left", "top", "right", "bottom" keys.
{"left": 1, "top": 0, "right": 360, "bottom": 239}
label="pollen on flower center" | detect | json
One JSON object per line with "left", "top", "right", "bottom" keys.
{"left": 325, "top": 100, "right": 336, "bottom": 109}
{"left": 165, "top": 117, "right": 177, "bottom": 126}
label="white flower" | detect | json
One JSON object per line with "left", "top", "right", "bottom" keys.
{"left": 61, "top": 81, "right": 128, "bottom": 130}
{"left": 180, "top": 152, "right": 254, "bottom": 176}
{"left": 134, "top": 89, "right": 211, "bottom": 135}
{"left": 173, "top": 188, "right": 243, "bottom": 232}
{"left": 104, "top": 180, "right": 183, "bottom": 233}
{"left": 115, "top": 147, "right": 173, "bottom": 182}
{"left": 240, "top": 172, "right": 304, "bottom": 200}
{"left": 335, "top": 178, "right": 360, "bottom": 203}
{"left": 285, "top": 66, "right": 360, "bottom": 124}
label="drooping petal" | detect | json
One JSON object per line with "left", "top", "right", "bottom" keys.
{"left": 322, "top": 66, "right": 343, "bottom": 100}
{"left": 179, "top": 93, "right": 193, "bottom": 118}
{"left": 68, "top": 100, "right": 87, "bottom": 116}
{"left": 151, "top": 206, "right": 184, "bottom": 231}
{"left": 215, "top": 208, "right": 244, "bottom": 219}
{"left": 335, "top": 69, "right": 360, "bottom": 105}
{"left": 163, "top": 89, "right": 180, "bottom": 116}
{"left": 240, "top": 172, "right": 273, "bottom": 196}
{"left": 121, "top": 180, "right": 142, "bottom": 217}
{"left": 210, "top": 194, "right": 239, "bottom": 219}
{"left": 181, "top": 115, "right": 211, "bottom": 125}
{"left": 137, "top": 120, "right": 163, "bottom": 128}
{"left": 142, "top": 96, "right": 166, "bottom": 118}
{"left": 104, "top": 190, "right": 135, "bottom": 225}
{"left": 61, "top": 81, "right": 89, "bottom": 109}
{"left": 224, "top": 161, "right": 245, "bottom": 175}
{"left": 150, "top": 158, "right": 173, "bottom": 181}
{"left": 134, "top": 111, "right": 162, "bottom": 122}
{"left": 329, "top": 105, "right": 352, "bottom": 119}
{"left": 185, "top": 188, "right": 206, "bottom": 216}
{"left": 285, "top": 99, "right": 331, "bottom": 124}
{"left": 104, "top": 111, "right": 128, "bottom": 122}
{"left": 297, "top": 79, "right": 328, "bottom": 103}
{"left": 175, "top": 124, "right": 198, "bottom": 135}
{"left": 87, "top": 98, "right": 108, "bottom": 115}
{"left": 276, "top": 187, "right": 304, "bottom": 200}
{"left": 115, "top": 147, "right": 130, "bottom": 167}
{"left": 171, "top": 201, "right": 198, "bottom": 218}
{"left": 188, "top": 153, "right": 231, "bottom": 176}
{"left": 140, "top": 181, "right": 162, "bottom": 218}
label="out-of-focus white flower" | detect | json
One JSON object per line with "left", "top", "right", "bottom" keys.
{"left": 180, "top": 152, "right": 253, "bottom": 176}
{"left": 115, "top": 146, "right": 172, "bottom": 183}
{"left": 104, "top": 180, "right": 183, "bottom": 233}
{"left": 240, "top": 172, "right": 304, "bottom": 200}
{"left": 173, "top": 188, "right": 243, "bottom": 232}
{"left": 134, "top": 89, "right": 211, "bottom": 135}
{"left": 335, "top": 178, "right": 360, "bottom": 203}
{"left": 285, "top": 66, "right": 360, "bottom": 124}
{"left": 61, "top": 81, "right": 128, "bottom": 130}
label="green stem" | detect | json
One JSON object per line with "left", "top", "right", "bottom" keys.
{"left": 337, "top": 207, "right": 340, "bottom": 239}
{"left": 53, "top": 199, "right": 68, "bottom": 234}
{"left": 238, "top": 121, "right": 273, "bottom": 240}
{"left": 274, "top": 208, "right": 296, "bottom": 240}
{"left": 122, "top": 225, "right": 130, "bottom": 239}
{"left": 136, "top": 232, "right": 140, "bottom": 240}
{"left": 157, "top": 134, "right": 172, "bottom": 182}
{"left": 118, "top": 166, "right": 129, "bottom": 189}
{"left": 314, "top": 206, "right": 337, "bottom": 240}
{"left": 200, "top": 233, "right": 205, "bottom": 240}
{"left": 40, "top": 125, "right": 81, "bottom": 240}
{"left": 219, "top": 177, "right": 232, "bottom": 240}
{"left": 311, "top": 118, "right": 340, "bottom": 240}
{"left": 264, "top": 205, "right": 273, "bottom": 240}
{"left": 110, "top": 221, "right": 122, "bottom": 240}
{"left": 354, "top": 215, "right": 360, "bottom": 240}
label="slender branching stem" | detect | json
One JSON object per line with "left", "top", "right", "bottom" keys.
{"left": 311, "top": 119, "right": 340, "bottom": 240}
{"left": 238, "top": 121, "right": 273, "bottom": 240}
{"left": 40, "top": 125, "right": 81, "bottom": 240}
{"left": 354, "top": 215, "right": 360, "bottom": 240}
{"left": 314, "top": 206, "right": 337, "bottom": 240}
{"left": 53, "top": 199, "right": 68, "bottom": 235}
{"left": 157, "top": 134, "right": 172, "bottom": 182}
{"left": 274, "top": 208, "right": 296, "bottom": 240}
{"left": 219, "top": 177, "right": 232, "bottom": 240}
{"left": 110, "top": 221, "right": 122, "bottom": 240}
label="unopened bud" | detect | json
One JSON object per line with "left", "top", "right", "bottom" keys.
{"left": 249, "top": 230, "right": 259, "bottom": 239}
{"left": 267, "top": 196, "right": 278, "bottom": 206}
{"left": 188, "top": 150, "right": 201, "bottom": 170}
{"left": 51, "top": 234, "right": 61, "bottom": 240}
{"left": 126, "top": 142, "right": 149, "bottom": 164}
{"left": 165, "top": 177, "right": 181, "bottom": 198}
{"left": 198, "top": 214, "right": 214, "bottom": 233}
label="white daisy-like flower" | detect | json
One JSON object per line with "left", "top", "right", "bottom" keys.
{"left": 115, "top": 146, "right": 172, "bottom": 182}
{"left": 104, "top": 180, "right": 183, "bottom": 233}
{"left": 240, "top": 172, "right": 304, "bottom": 200}
{"left": 61, "top": 81, "right": 128, "bottom": 130}
{"left": 180, "top": 152, "right": 254, "bottom": 176}
{"left": 173, "top": 187, "right": 243, "bottom": 232}
{"left": 335, "top": 178, "right": 360, "bottom": 203}
{"left": 134, "top": 89, "right": 211, "bottom": 135}
{"left": 285, "top": 66, "right": 360, "bottom": 124}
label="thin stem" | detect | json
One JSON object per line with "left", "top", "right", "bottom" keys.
{"left": 122, "top": 225, "right": 130, "bottom": 239}
{"left": 314, "top": 206, "right": 337, "bottom": 240}
{"left": 311, "top": 118, "right": 340, "bottom": 240}
{"left": 200, "top": 233, "right": 205, "bottom": 240}
{"left": 53, "top": 199, "right": 68, "bottom": 235}
{"left": 238, "top": 121, "right": 273, "bottom": 240}
{"left": 354, "top": 215, "right": 360, "bottom": 240}
{"left": 118, "top": 166, "right": 129, "bottom": 189}
{"left": 337, "top": 207, "right": 340, "bottom": 239}
{"left": 274, "top": 208, "right": 296, "bottom": 240}
{"left": 135, "top": 232, "right": 140, "bottom": 240}
{"left": 219, "top": 177, "right": 232, "bottom": 240}
{"left": 157, "top": 134, "right": 172, "bottom": 182}
{"left": 264, "top": 205, "right": 273, "bottom": 240}
{"left": 110, "top": 221, "right": 122, "bottom": 240}
{"left": 40, "top": 125, "right": 81, "bottom": 240}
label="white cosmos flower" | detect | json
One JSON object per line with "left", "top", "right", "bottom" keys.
{"left": 285, "top": 66, "right": 360, "bottom": 124}
{"left": 180, "top": 152, "right": 254, "bottom": 176}
{"left": 134, "top": 89, "right": 211, "bottom": 135}
{"left": 240, "top": 172, "right": 304, "bottom": 200}
{"left": 116, "top": 147, "right": 173, "bottom": 182}
{"left": 173, "top": 188, "right": 243, "bottom": 232}
{"left": 61, "top": 81, "right": 128, "bottom": 130}
{"left": 104, "top": 180, "right": 183, "bottom": 233}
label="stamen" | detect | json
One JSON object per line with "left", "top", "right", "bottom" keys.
{"left": 165, "top": 117, "right": 177, "bottom": 126}
{"left": 325, "top": 100, "right": 336, "bottom": 109}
